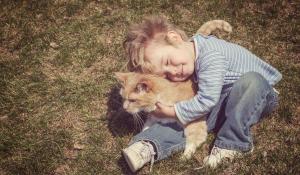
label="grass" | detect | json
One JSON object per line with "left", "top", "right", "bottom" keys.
{"left": 0, "top": 0, "right": 299, "bottom": 174}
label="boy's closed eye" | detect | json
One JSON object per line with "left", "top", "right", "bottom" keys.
{"left": 165, "top": 59, "right": 169, "bottom": 66}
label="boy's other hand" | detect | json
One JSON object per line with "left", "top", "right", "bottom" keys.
{"left": 150, "top": 102, "right": 177, "bottom": 119}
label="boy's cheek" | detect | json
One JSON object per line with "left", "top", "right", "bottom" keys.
{"left": 160, "top": 74, "right": 167, "bottom": 78}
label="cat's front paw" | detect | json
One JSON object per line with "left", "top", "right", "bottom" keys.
{"left": 181, "top": 144, "right": 196, "bottom": 160}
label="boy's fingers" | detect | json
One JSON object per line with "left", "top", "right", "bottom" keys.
{"left": 155, "top": 102, "right": 162, "bottom": 109}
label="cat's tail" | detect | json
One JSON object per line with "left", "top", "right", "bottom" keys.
{"left": 196, "top": 20, "right": 232, "bottom": 35}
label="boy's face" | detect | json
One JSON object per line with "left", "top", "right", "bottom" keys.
{"left": 144, "top": 38, "right": 195, "bottom": 82}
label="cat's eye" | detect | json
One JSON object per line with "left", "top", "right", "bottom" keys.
{"left": 128, "top": 99, "right": 136, "bottom": 103}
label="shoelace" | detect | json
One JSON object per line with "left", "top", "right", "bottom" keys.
{"left": 140, "top": 141, "right": 156, "bottom": 172}
{"left": 211, "top": 146, "right": 221, "bottom": 156}
{"left": 273, "top": 87, "right": 279, "bottom": 94}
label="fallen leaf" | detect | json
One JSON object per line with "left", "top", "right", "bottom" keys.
{"left": 74, "top": 143, "right": 85, "bottom": 150}
{"left": 50, "top": 42, "right": 59, "bottom": 49}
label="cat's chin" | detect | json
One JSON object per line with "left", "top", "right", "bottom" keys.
{"left": 126, "top": 108, "right": 141, "bottom": 114}
{"left": 144, "top": 106, "right": 156, "bottom": 113}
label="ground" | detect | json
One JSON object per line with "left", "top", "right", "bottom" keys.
{"left": 0, "top": 0, "right": 299, "bottom": 174}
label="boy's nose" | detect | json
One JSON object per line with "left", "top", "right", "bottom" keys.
{"left": 165, "top": 67, "right": 177, "bottom": 75}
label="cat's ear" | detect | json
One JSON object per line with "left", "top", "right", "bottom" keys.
{"left": 114, "top": 72, "right": 129, "bottom": 84}
{"left": 136, "top": 79, "right": 153, "bottom": 92}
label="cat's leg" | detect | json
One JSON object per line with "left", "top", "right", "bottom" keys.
{"left": 182, "top": 119, "right": 207, "bottom": 160}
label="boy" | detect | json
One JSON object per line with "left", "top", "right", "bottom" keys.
{"left": 121, "top": 16, "right": 282, "bottom": 172}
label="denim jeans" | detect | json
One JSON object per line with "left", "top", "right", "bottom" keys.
{"left": 128, "top": 72, "right": 279, "bottom": 161}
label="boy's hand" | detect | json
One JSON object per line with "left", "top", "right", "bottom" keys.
{"left": 151, "top": 102, "right": 177, "bottom": 119}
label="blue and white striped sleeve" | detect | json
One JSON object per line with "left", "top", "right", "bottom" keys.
{"left": 174, "top": 51, "right": 228, "bottom": 125}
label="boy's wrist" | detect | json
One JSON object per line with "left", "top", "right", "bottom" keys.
{"left": 174, "top": 104, "right": 188, "bottom": 125}
{"left": 168, "top": 106, "right": 177, "bottom": 119}
{"left": 161, "top": 105, "right": 176, "bottom": 119}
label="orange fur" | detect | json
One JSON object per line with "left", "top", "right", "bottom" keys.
{"left": 115, "top": 72, "right": 207, "bottom": 159}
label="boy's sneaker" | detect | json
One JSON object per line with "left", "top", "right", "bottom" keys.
{"left": 203, "top": 145, "right": 242, "bottom": 168}
{"left": 122, "top": 141, "right": 156, "bottom": 172}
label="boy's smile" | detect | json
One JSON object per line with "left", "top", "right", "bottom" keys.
{"left": 144, "top": 32, "right": 196, "bottom": 81}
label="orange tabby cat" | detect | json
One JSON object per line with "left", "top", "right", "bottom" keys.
{"left": 115, "top": 72, "right": 207, "bottom": 159}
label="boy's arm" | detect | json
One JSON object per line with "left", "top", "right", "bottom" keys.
{"left": 175, "top": 51, "right": 228, "bottom": 125}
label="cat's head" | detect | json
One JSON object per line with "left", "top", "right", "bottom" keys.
{"left": 114, "top": 72, "right": 158, "bottom": 114}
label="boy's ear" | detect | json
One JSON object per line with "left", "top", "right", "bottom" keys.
{"left": 114, "top": 72, "right": 130, "bottom": 84}
{"left": 166, "top": 31, "right": 183, "bottom": 44}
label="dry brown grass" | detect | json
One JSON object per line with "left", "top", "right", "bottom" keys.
{"left": 0, "top": 0, "right": 299, "bottom": 174}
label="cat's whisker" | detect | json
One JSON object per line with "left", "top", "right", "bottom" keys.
{"left": 138, "top": 119, "right": 143, "bottom": 130}
{"left": 135, "top": 113, "right": 145, "bottom": 130}
{"left": 132, "top": 114, "right": 141, "bottom": 131}
{"left": 137, "top": 113, "right": 145, "bottom": 125}
{"left": 134, "top": 115, "right": 142, "bottom": 131}
{"left": 133, "top": 113, "right": 144, "bottom": 131}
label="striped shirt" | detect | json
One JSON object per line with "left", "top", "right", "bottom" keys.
{"left": 174, "top": 34, "right": 282, "bottom": 125}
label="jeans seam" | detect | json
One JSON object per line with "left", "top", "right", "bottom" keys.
{"left": 214, "top": 139, "right": 251, "bottom": 151}
{"left": 162, "top": 141, "right": 186, "bottom": 159}
{"left": 244, "top": 89, "right": 270, "bottom": 136}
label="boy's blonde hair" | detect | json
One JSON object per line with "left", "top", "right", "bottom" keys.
{"left": 123, "top": 16, "right": 188, "bottom": 72}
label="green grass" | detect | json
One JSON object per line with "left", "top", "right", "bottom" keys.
{"left": 0, "top": 0, "right": 299, "bottom": 174}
